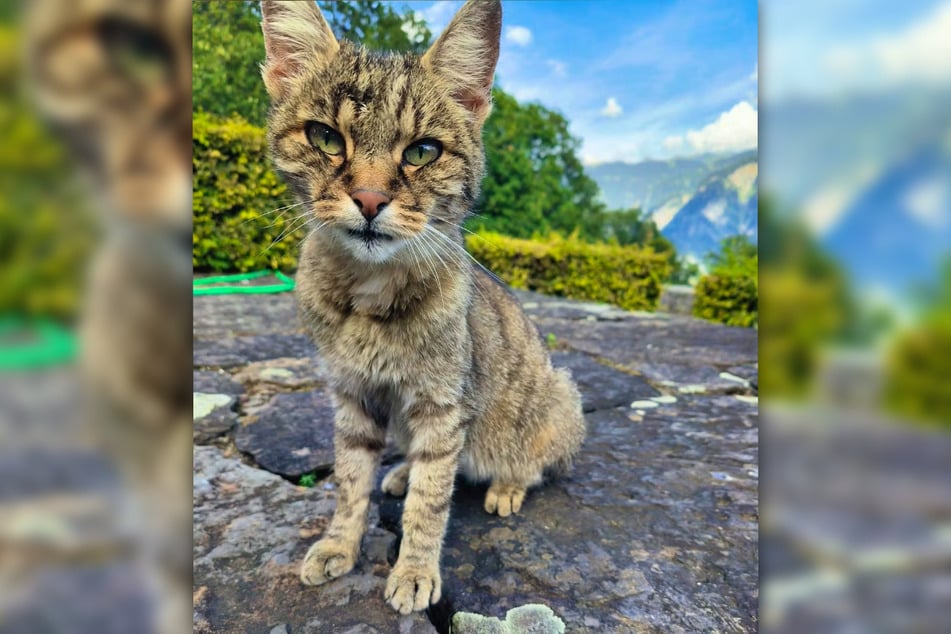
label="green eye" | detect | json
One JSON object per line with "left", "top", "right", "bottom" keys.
{"left": 403, "top": 139, "right": 442, "bottom": 167}
{"left": 305, "top": 122, "right": 345, "bottom": 156}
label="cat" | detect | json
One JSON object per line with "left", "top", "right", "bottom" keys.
{"left": 260, "top": 0, "right": 586, "bottom": 614}
{"left": 24, "top": 1, "right": 193, "bottom": 632}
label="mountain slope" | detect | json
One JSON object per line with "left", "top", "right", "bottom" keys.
{"left": 822, "top": 142, "right": 951, "bottom": 298}
{"left": 662, "top": 163, "right": 759, "bottom": 262}
{"left": 589, "top": 150, "right": 757, "bottom": 217}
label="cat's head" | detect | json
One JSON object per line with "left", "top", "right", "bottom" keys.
{"left": 261, "top": 0, "right": 501, "bottom": 264}
{"left": 24, "top": 0, "right": 192, "bottom": 225}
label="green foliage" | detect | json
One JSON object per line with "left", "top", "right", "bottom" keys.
{"left": 321, "top": 1, "right": 432, "bottom": 53}
{"left": 884, "top": 261, "right": 951, "bottom": 428}
{"left": 299, "top": 473, "right": 317, "bottom": 488}
{"left": 0, "top": 27, "right": 94, "bottom": 319}
{"left": 602, "top": 208, "right": 671, "bottom": 251}
{"left": 693, "top": 235, "right": 758, "bottom": 327}
{"left": 668, "top": 256, "right": 700, "bottom": 285}
{"left": 192, "top": 112, "right": 301, "bottom": 272}
{"left": 193, "top": 1, "right": 270, "bottom": 125}
{"left": 193, "top": 0, "right": 431, "bottom": 126}
{"left": 883, "top": 318, "right": 951, "bottom": 429}
{"left": 757, "top": 194, "right": 852, "bottom": 397}
{"left": 693, "top": 273, "right": 758, "bottom": 328}
{"left": 467, "top": 232, "right": 670, "bottom": 312}
{"left": 472, "top": 89, "right": 607, "bottom": 241}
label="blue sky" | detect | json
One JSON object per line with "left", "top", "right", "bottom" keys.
{"left": 413, "top": 0, "right": 758, "bottom": 164}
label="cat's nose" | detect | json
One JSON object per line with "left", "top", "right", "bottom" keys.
{"left": 351, "top": 189, "right": 390, "bottom": 222}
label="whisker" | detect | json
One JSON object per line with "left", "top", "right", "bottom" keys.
{"left": 262, "top": 212, "right": 314, "bottom": 254}
{"left": 242, "top": 197, "right": 316, "bottom": 225}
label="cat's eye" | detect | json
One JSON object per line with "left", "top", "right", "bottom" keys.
{"left": 403, "top": 139, "right": 442, "bottom": 167}
{"left": 305, "top": 122, "right": 345, "bottom": 156}
{"left": 97, "top": 17, "right": 173, "bottom": 84}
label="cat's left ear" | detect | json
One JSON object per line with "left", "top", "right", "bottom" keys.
{"left": 260, "top": 0, "right": 339, "bottom": 99}
{"left": 422, "top": 0, "right": 502, "bottom": 122}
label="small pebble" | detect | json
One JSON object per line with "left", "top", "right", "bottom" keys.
{"left": 719, "top": 371, "right": 750, "bottom": 386}
{"left": 630, "top": 400, "right": 659, "bottom": 408}
{"left": 651, "top": 395, "right": 677, "bottom": 404}
{"left": 678, "top": 384, "right": 707, "bottom": 394}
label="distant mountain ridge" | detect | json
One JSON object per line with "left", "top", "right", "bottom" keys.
{"left": 589, "top": 149, "right": 758, "bottom": 262}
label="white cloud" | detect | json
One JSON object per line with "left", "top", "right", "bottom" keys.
{"left": 663, "top": 135, "right": 685, "bottom": 151}
{"left": 684, "top": 101, "right": 757, "bottom": 153}
{"left": 420, "top": 1, "right": 462, "bottom": 33}
{"left": 823, "top": 2, "right": 951, "bottom": 90}
{"left": 600, "top": 97, "right": 623, "bottom": 118}
{"left": 505, "top": 25, "right": 533, "bottom": 47}
{"left": 546, "top": 59, "right": 567, "bottom": 77}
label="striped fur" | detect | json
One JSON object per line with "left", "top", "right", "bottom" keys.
{"left": 261, "top": 0, "right": 585, "bottom": 614}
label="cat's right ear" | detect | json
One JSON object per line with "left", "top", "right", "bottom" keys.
{"left": 260, "top": 1, "right": 339, "bottom": 99}
{"left": 422, "top": 0, "right": 502, "bottom": 122}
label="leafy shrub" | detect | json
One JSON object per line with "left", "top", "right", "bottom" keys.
{"left": 883, "top": 265, "right": 951, "bottom": 428}
{"left": 693, "top": 272, "right": 758, "bottom": 327}
{"left": 193, "top": 112, "right": 303, "bottom": 272}
{"left": 466, "top": 232, "right": 670, "bottom": 311}
{"left": 694, "top": 235, "right": 758, "bottom": 327}
{"left": 884, "top": 318, "right": 951, "bottom": 429}
{"left": 0, "top": 27, "right": 94, "bottom": 320}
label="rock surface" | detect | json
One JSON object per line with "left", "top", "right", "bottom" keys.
{"left": 194, "top": 286, "right": 759, "bottom": 632}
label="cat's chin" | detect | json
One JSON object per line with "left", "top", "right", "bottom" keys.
{"left": 338, "top": 229, "right": 405, "bottom": 264}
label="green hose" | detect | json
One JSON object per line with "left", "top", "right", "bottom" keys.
{"left": 193, "top": 270, "right": 295, "bottom": 295}
{"left": 0, "top": 317, "right": 77, "bottom": 370}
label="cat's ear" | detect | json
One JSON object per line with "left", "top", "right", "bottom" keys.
{"left": 260, "top": 1, "right": 339, "bottom": 99}
{"left": 422, "top": 0, "right": 502, "bottom": 121}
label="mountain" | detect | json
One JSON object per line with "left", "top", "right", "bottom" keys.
{"left": 589, "top": 150, "right": 756, "bottom": 222}
{"left": 588, "top": 150, "right": 758, "bottom": 262}
{"left": 822, "top": 142, "right": 951, "bottom": 300}
{"left": 662, "top": 162, "right": 758, "bottom": 262}
{"left": 761, "top": 88, "right": 951, "bottom": 301}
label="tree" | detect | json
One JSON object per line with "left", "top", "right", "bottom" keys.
{"left": 472, "top": 88, "right": 607, "bottom": 240}
{"left": 193, "top": 1, "right": 431, "bottom": 126}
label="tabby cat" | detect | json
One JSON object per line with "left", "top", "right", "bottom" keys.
{"left": 24, "top": 1, "right": 192, "bottom": 632}
{"left": 261, "top": 0, "right": 586, "bottom": 614}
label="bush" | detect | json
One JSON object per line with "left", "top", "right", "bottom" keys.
{"left": 884, "top": 318, "right": 951, "bottom": 429}
{"left": 466, "top": 232, "right": 670, "bottom": 311}
{"left": 193, "top": 112, "right": 302, "bottom": 272}
{"left": 693, "top": 272, "right": 758, "bottom": 327}
{"left": 694, "top": 235, "right": 758, "bottom": 327}
{"left": 0, "top": 27, "right": 94, "bottom": 320}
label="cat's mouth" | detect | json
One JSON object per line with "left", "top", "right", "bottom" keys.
{"left": 346, "top": 227, "right": 394, "bottom": 244}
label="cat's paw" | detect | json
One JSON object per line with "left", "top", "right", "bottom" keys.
{"left": 484, "top": 483, "right": 527, "bottom": 517}
{"left": 381, "top": 462, "right": 411, "bottom": 497}
{"left": 300, "top": 539, "right": 356, "bottom": 586}
{"left": 385, "top": 562, "right": 441, "bottom": 614}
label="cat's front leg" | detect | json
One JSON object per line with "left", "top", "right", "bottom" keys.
{"left": 385, "top": 399, "right": 463, "bottom": 614}
{"left": 301, "top": 392, "right": 385, "bottom": 586}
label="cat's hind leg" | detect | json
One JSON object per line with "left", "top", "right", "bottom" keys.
{"left": 381, "top": 461, "right": 411, "bottom": 497}
{"left": 484, "top": 481, "right": 528, "bottom": 516}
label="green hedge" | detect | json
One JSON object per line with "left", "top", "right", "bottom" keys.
{"left": 0, "top": 27, "right": 93, "bottom": 319}
{"left": 193, "top": 111, "right": 301, "bottom": 271}
{"left": 466, "top": 232, "right": 670, "bottom": 311}
{"left": 884, "top": 318, "right": 951, "bottom": 429}
{"left": 693, "top": 271, "right": 758, "bottom": 327}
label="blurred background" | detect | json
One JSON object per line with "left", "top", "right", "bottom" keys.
{"left": 1, "top": 0, "right": 191, "bottom": 632}
{"left": 2, "top": 0, "right": 949, "bottom": 631}
{"left": 759, "top": 0, "right": 951, "bottom": 631}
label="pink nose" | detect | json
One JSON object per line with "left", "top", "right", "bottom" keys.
{"left": 351, "top": 189, "right": 390, "bottom": 221}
